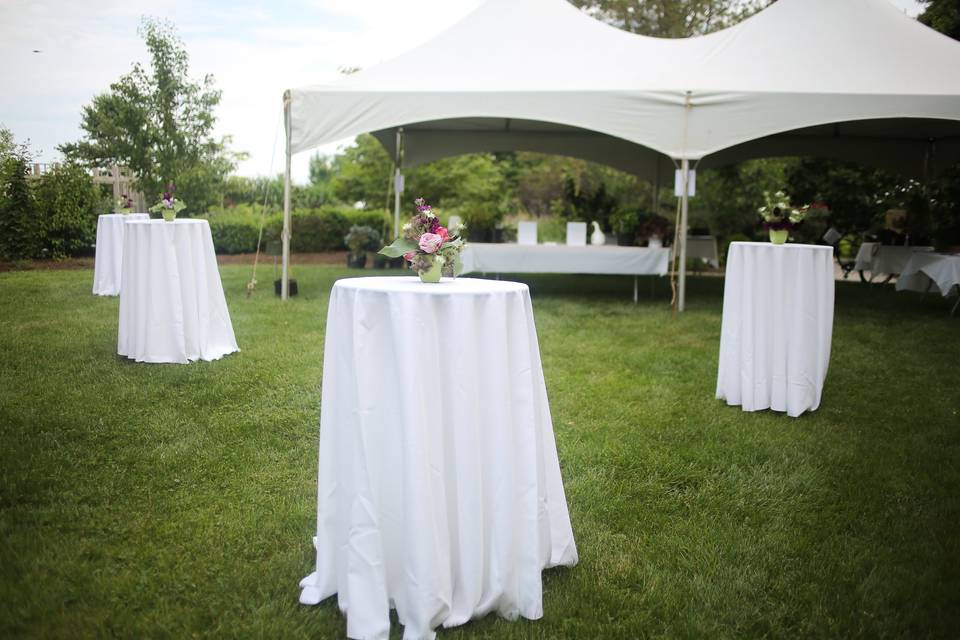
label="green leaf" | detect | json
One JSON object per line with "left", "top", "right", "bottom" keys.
{"left": 377, "top": 237, "right": 416, "bottom": 258}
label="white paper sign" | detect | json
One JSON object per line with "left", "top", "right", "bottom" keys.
{"left": 394, "top": 172, "right": 405, "bottom": 193}
{"left": 674, "top": 169, "right": 696, "bottom": 197}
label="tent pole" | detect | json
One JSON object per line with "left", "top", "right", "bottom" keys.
{"left": 653, "top": 161, "right": 660, "bottom": 215}
{"left": 394, "top": 128, "right": 404, "bottom": 239}
{"left": 281, "top": 92, "right": 292, "bottom": 301}
{"left": 678, "top": 158, "right": 690, "bottom": 312}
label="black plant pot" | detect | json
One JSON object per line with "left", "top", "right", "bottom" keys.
{"left": 274, "top": 279, "right": 298, "bottom": 297}
{"left": 347, "top": 253, "right": 367, "bottom": 269}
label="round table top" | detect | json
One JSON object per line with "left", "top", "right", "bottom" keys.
{"left": 333, "top": 276, "right": 529, "bottom": 296}
{"left": 125, "top": 218, "right": 207, "bottom": 226}
{"left": 729, "top": 241, "right": 832, "bottom": 252}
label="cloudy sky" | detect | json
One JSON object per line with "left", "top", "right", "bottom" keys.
{"left": 0, "top": 0, "right": 925, "bottom": 184}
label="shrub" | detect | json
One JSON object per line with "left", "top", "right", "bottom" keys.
{"left": 34, "top": 163, "right": 103, "bottom": 258}
{"left": 205, "top": 210, "right": 262, "bottom": 254}
{"left": 344, "top": 225, "right": 381, "bottom": 254}
{"left": 0, "top": 154, "right": 38, "bottom": 260}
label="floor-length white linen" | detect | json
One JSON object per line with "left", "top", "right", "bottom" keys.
{"left": 299, "top": 277, "right": 578, "bottom": 640}
{"left": 117, "top": 219, "right": 238, "bottom": 364}
{"left": 896, "top": 253, "right": 960, "bottom": 296}
{"left": 716, "top": 242, "right": 835, "bottom": 418}
{"left": 92, "top": 213, "right": 150, "bottom": 296}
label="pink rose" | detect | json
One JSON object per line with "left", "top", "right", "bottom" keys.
{"left": 437, "top": 226, "right": 449, "bottom": 242}
{"left": 418, "top": 232, "right": 443, "bottom": 254}
{"left": 403, "top": 251, "right": 416, "bottom": 262}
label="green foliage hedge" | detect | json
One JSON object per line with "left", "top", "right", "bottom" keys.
{"left": 204, "top": 206, "right": 391, "bottom": 254}
{"left": 0, "top": 158, "right": 106, "bottom": 261}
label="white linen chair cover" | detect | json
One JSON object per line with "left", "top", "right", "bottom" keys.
{"left": 518, "top": 221, "right": 538, "bottom": 245}
{"left": 566, "top": 222, "right": 587, "bottom": 246}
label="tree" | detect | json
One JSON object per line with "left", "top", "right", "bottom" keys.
{"left": 919, "top": 0, "right": 960, "bottom": 40}
{"left": 60, "top": 18, "right": 237, "bottom": 213}
{"left": 568, "top": 0, "right": 769, "bottom": 37}
{"left": 0, "top": 128, "right": 38, "bottom": 260}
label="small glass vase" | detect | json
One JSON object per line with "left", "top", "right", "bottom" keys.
{"left": 162, "top": 210, "right": 177, "bottom": 222}
{"left": 769, "top": 229, "right": 788, "bottom": 244}
{"left": 418, "top": 257, "right": 443, "bottom": 283}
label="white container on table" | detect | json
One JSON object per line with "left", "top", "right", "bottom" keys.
{"left": 716, "top": 242, "right": 835, "bottom": 417}
{"left": 117, "top": 219, "right": 238, "bottom": 364}
{"left": 92, "top": 213, "right": 150, "bottom": 296}
{"left": 298, "top": 276, "right": 578, "bottom": 640}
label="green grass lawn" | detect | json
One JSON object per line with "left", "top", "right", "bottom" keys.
{"left": 1, "top": 265, "right": 958, "bottom": 639}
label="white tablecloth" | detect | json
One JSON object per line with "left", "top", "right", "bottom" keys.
{"left": 299, "top": 277, "right": 578, "bottom": 640}
{"left": 853, "top": 243, "right": 934, "bottom": 275}
{"left": 716, "top": 242, "right": 834, "bottom": 417}
{"left": 461, "top": 242, "right": 670, "bottom": 275}
{"left": 92, "top": 213, "right": 150, "bottom": 296}
{"left": 896, "top": 252, "right": 960, "bottom": 296}
{"left": 117, "top": 219, "right": 238, "bottom": 364}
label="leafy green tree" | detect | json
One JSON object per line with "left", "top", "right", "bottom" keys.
{"left": 0, "top": 129, "right": 38, "bottom": 260}
{"left": 33, "top": 163, "right": 104, "bottom": 259}
{"left": 328, "top": 134, "right": 393, "bottom": 208}
{"left": 569, "top": 0, "right": 768, "bottom": 37}
{"left": 919, "top": 0, "right": 960, "bottom": 40}
{"left": 60, "top": 17, "right": 237, "bottom": 213}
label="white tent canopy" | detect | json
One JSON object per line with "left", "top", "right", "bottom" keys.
{"left": 281, "top": 0, "right": 960, "bottom": 307}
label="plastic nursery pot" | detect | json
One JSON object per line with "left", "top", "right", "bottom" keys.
{"left": 274, "top": 279, "right": 299, "bottom": 297}
{"left": 769, "top": 229, "right": 789, "bottom": 244}
{"left": 346, "top": 253, "right": 367, "bottom": 269}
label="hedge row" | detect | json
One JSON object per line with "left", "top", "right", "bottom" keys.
{"left": 204, "top": 206, "right": 391, "bottom": 254}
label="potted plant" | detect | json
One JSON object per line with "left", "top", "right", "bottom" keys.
{"left": 344, "top": 225, "right": 381, "bottom": 269}
{"left": 148, "top": 183, "right": 186, "bottom": 221}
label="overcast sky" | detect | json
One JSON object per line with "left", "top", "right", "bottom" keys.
{"left": 0, "top": 0, "right": 925, "bottom": 184}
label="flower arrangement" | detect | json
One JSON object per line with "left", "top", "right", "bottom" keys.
{"left": 378, "top": 197, "right": 466, "bottom": 282}
{"left": 148, "top": 183, "right": 187, "bottom": 221}
{"left": 758, "top": 192, "right": 830, "bottom": 244}
{"left": 115, "top": 194, "right": 134, "bottom": 214}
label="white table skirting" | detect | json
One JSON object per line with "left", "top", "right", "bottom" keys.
{"left": 299, "top": 277, "right": 578, "bottom": 640}
{"left": 717, "top": 242, "right": 835, "bottom": 417}
{"left": 896, "top": 253, "right": 960, "bottom": 296}
{"left": 118, "top": 219, "right": 238, "bottom": 364}
{"left": 461, "top": 243, "right": 670, "bottom": 275}
{"left": 92, "top": 213, "right": 150, "bottom": 296}
{"left": 853, "top": 242, "right": 934, "bottom": 275}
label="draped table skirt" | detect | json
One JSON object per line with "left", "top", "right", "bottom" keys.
{"left": 92, "top": 213, "right": 150, "bottom": 296}
{"left": 299, "top": 277, "right": 578, "bottom": 640}
{"left": 716, "top": 242, "right": 835, "bottom": 417}
{"left": 117, "top": 219, "right": 238, "bottom": 364}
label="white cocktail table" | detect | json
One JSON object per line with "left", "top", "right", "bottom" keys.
{"left": 299, "top": 276, "right": 578, "bottom": 640}
{"left": 92, "top": 213, "right": 150, "bottom": 296}
{"left": 716, "top": 242, "right": 835, "bottom": 417}
{"left": 117, "top": 219, "right": 238, "bottom": 364}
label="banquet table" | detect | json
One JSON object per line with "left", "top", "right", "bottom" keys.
{"left": 117, "top": 219, "right": 238, "bottom": 364}
{"left": 460, "top": 242, "right": 670, "bottom": 275}
{"left": 716, "top": 242, "right": 835, "bottom": 417}
{"left": 853, "top": 243, "right": 934, "bottom": 278}
{"left": 92, "top": 213, "right": 150, "bottom": 296}
{"left": 299, "top": 277, "right": 578, "bottom": 640}
{"left": 895, "top": 253, "right": 960, "bottom": 314}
